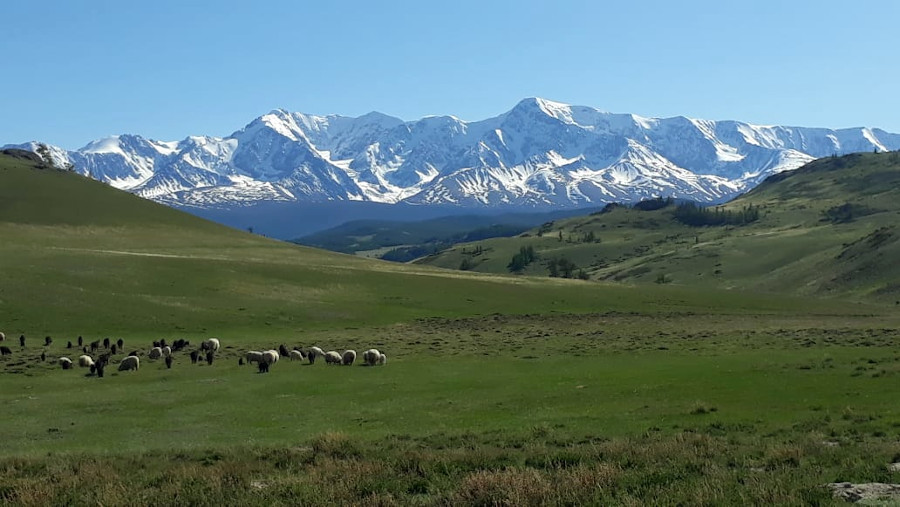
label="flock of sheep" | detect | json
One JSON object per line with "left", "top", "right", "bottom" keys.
{"left": 0, "top": 331, "right": 388, "bottom": 377}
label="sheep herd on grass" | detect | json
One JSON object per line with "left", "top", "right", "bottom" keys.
{"left": 0, "top": 331, "right": 388, "bottom": 378}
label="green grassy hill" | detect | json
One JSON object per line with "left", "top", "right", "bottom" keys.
{"left": 418, "top": 152, "right": 900, "bottom": 300}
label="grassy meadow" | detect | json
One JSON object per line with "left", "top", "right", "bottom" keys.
{"left": 2, "top": 152, "right": 900, "bottom": 504}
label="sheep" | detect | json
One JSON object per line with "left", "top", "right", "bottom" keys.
{"left": 110, "top": 344, "right": 117, "bottom": 355}
{"left": 0, "top": 331, "right": 4, "bottom": 341}
{"left": 362, "top": 349, "right": 381, "bottom": 366}
{"left": 116, "top": 338, "right": 123, "bottom": 349}
{"left": 238, "top": 358, "right": 244, "bottom": 366}
{"left": 278, "top": 344, "right": 290, "bottom": 358}
{"left": 152, "top": 340, "right": 160, "bottom": 348}
{"left": 189, "top": 350, "right": 200, "bottom": 364}
{"left": 67, "top": 341, "right": 72, "bottom": 349}
{"left": 257, "top": 361, "right": 269, "bottom": 373}
{"left": 118, "top": 356, "right": 139, "bottom": 371}
{"left": 19, "top": 335, "right": 25, "bottom": 347}
{"left": 78, "top": 355, "right": 94, "bottom": 368}
{"left": 377, "top": 353, "right": 387, "bottom": 365}
{"left": 261, "top": 350, "right": 279, "bottom": 367}
{"left": 201, "top": 338, "right": 220, "bottom": 352}
{"left": 77, "top": 336, "right": 83, "bottom": 346}
{"left": 0, "top": 346, "right": 11, "bottom": 356}
{"left": 103, "top": 337, "right": 110, "bottom": 349}
{"left": 40, "top": 351, "right": 46, "bottom": 362}
{"left": 162, "top": 346, "right": 172, "bottom": 358}
{"left": 59, "top": 357, "right": 73, "bottom": 370}
{"left": 342, "top": 350, "right": 357, "bottom": 366}
{"left": 246, "top": 351, "right": 264, "bottom": 364}
{"left": 128, "top": 351, "right": 139, "bottom": 357}
{"left": 148, "top": 347, "right": 162, "bottom": 360}
{"left": 96, "top": 362, "right": 105, "bottom": 378}
{"left": 44, "top": 336, "right": 52, "bottom": 346}
{"left": 324, "top": 351, "right": 342, "bottom": 364}
{"left": 205, "top": 350, "right": 214, "bottom": 365}
{"left": 289, "top": 349, "right": 304, "bottom": 362}
{"left": 172, "top": 339, "right": 187, "bottom": 351}
{"left": 165, "top": 356, "right": 173, "bottom": 369}
{"left": 160, "top": 338, "right": 167, "bottom": 348}
{"left": 90, "top": 340, "right": 100, "bottom": 352}
{"left": 308, "top": 346, "right": 324, "bottom": 364}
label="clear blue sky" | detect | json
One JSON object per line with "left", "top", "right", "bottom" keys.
{"left": 3, "top": 0, "right": 898, "bottom": 150}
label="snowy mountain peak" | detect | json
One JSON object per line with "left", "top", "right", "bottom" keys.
{"left": 6, "top": 98, "right": 899, "bottom": 209}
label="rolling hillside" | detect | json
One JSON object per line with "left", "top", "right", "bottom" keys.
{"left": 417, "top": 152, "right": 900, "bottom": 300}
{"left": 1, "top": 150, "right": 828, "bottom": 341}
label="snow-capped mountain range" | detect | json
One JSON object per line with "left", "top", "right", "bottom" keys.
{"left": 9, "top": 98, "right": 900, "bottom": 208}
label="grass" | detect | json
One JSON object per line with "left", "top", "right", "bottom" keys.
{"left": 4, "top": 152, "right": 900, "bottom": 504}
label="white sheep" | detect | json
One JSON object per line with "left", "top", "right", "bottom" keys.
{"left": 246, "top": 350, "right": 264, "bottom": 364}
{"left": 324, "top": 351, "right": 342, "bottom": 364}
{"left": 289, "top": 350, "right": 304, "bottom": 361}
{"left": 118, "top": 356, "right": 139, "bottom": 371}
{"left": 78, "top": 354, "right": 94, "bottom": 368}
{"left": 59, "top": 357, "right": 73, "bottom": 370}
{"left": 377, "top": 353, "right": 387, "bottom": 365}
{"left": 0, "top": 331, "right": 5, "bottom": 341}
{"left": 148, "top": 347, "right": 162, "bottom": 360}
{"left": 262, "top": 349, "right": 280, "bottom": 366}
{"left": 342, "top": 350, "right": 357, "bottom": 366}
{"left": 201, "top": 338, "right": 220, "bottom": 352}
{"left": 162, "top": 346, "right": 172, "bottom": 358}
{"left": 362, "top": 349, "right": 381, "bottom": 366}
{"left": 308, "top": 346, "right": 324, "bottom": 364}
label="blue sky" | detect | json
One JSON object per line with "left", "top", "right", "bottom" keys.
{"left": 3, "top": 0, "right": 897, "bottom": 149}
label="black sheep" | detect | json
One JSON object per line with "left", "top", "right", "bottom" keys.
{"left": 67, "top": 341, "right": 72, "bottom": 349}
{"left": 258, "top": 361, "right": 269, "bottom": 373}
{"left": 40, "top": 351, "right": 46, "bottom": 361}
{"left": 0, "top": 346, "right": 11, "bottom": 355}
{"left": 19, "top": 335, "right": 25, "bottom": 347}
{"left": 238, "top": 358, "right": 244, "bottom": 366}
{"left": 90, "top": 340, "right": 100, "bottom": 352}
{"left": 44, "top": 336, "right": 52, "bottom": 346}
{"left": 205, "top": 350, "right": 214, "bottom": 365}
{"left": 116, "top": 338, "right": 123, "bottom": 349}
{"left": 153, "top": 340, "right": 160, "bottom": 348}
{"left": 111, "top": 344, "right": 117, "bottom": 355}
{"left": 78, "top": 336, "right": 83, "bottom": 346}
{"left": 128, "top": 351, "right": 138, "bottom": 357}
{"left": 165, "top": 355, "right": 173, "bottom": 369}
{"left": 279, "top": 344, "right": 290, "bottom": 358}
{"left": 96, "top": 362, "right": 105, "bottom": 378}
{"left": 160, "top": 339, "right": 167, "bottom": 348}
{"left": 189, "top": 350, "right": 199, "bottom": 364}
{"left": 103, "top": 337, "right": 110, "bottom": 349}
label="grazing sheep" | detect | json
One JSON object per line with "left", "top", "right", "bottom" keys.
{"left": 89, "top": 364, "right": 96, "bottom": 374}
{"left": 261, "top": 350, "right": 279, "bottom": 367}
{"left": 189, "top": 350, "right": 200, "bottom": 364}
{"left": 258, "top": 361, "right": 269, "bottom": 373}
{"left": 342, "top": 350, "right": 357, "bottom": 366}
{"left": 201, "top": 338, "right": 220, "bottom": 352}
{"left": 205, "top": 350, "right": 215, "bottom": 365}
{"left": 0, "top": 331, "right": 4, "bottom": 341}
{"left": 377, "top": 353, "right": 387, "bottom": 365}
{"left": 78, "top": 355, "right": 94, "bottom": 368}
{"left": 172, "top": 339, "right": 187, "bottom": 351}
{"left": 238, "top": 358, "right": 244, "bottom": 366}
{"left": 246, "top": 351, "right": 264, "bottom": 364}
{"left": 362, "top": 349, "right": 381, "bottom": 366}
{"left": 96, "top": 362, "right": 105, "bottom": 378}
{"left": 324, "top": 351, "right": 342, "bottom": 365}
{"left": 118, "top": 356, "right": 139, "bottom": 372}
{"left": 59, "top": 357, "right": 73, "bottom": 369}
{"left": 97, "top": 353, "right": 110, "bottom": 368}
{"left": 44, "top": 336, "right": 52, "bottom": 346}
{"left": 278, "top": 344, "right": 290, "bottom": 358}
{"left": 67, "top": 341, "right": 72, "bottom": 349}
{"left": 40, "top": 351, "right": 46, "bottom": 362}
{"left": 110, "top": 344, "right": 117, "bottom": 355}
{"left": 0, "top": 346, "right": 11, "bottom": 356}
{"left": 289, "top": 349, "right": 304, "bottom": 362}
{"left": 90, "top": 340, "right": 100, "bottom": 352}
{"left": 77, "top": 336, "right": 83, "bottom": 346}
{"left": 308, "top": 346, "right": 324, "bottom": 364}
{"left": 162, "top": 346, "right": 172, "bottom": 358}
{"left": 83, "top": 347, "right": 88, "bottom": 354}
{"left": 165, "top": 356, "right": 173, "bottom": 369}
{"left": 148, "top": 347, "right": 162, "bottom": 360}
{"left": 116, "top": 338, "right": 123, "bottom": 349}
{"left": 103, "top": 337, "right": 110, "bottom": 349}
{"left": 20, "top": 335, "right": 26, "bottom": 347}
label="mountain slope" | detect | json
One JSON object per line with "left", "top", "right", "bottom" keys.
{"left": 416, "top": 152, "right": 900, "bottom": 300}
{"left": 8, "top": 98, "right": 898, "bottom": 211}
